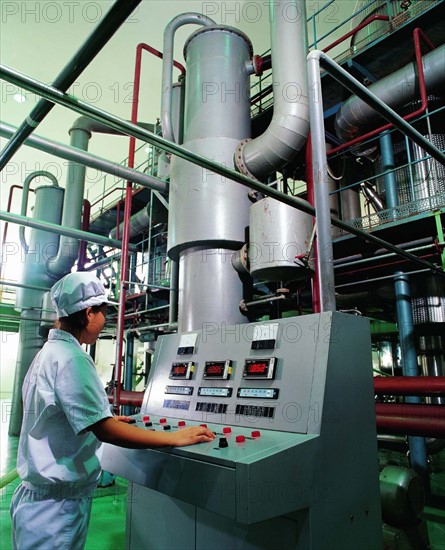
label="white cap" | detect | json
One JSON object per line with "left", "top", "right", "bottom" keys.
{"left": 50, "top": 272, "right": 117, "bottom": 318}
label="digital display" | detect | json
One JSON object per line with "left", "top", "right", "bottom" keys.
{"left": 203, "top": 360, "right": 232, "bottom": 379}
{"left": 243, "top": 357, "right": 276, "bottom": 379}
{"left": 237, "top": 388, "right": 279, "bottom": 399}
{"left": 165, "top": 385, "right": 193, "bottom": 396}
{"left": 169, "top": 362, "right": 194, "bottom": 380}
{"left": 198, "top": 387, "right": 233, "bottom": 397}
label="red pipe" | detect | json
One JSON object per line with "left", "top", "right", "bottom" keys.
{"left": 376, "top": 415, "right": 445, "bottom": 438}
{"left": 322, "top": 15, "right": 390, "bottom": 54}
{"left": 376, "top": 402, "right": 445, "bottom": 437}
{"left": 108, "top": 390, "right": 144, "bottom": 407}
{"left": 113, "top": 43, "right": 184, "bottom": 413}
{"left": 1, "top": 185, "right": 35, "bottom": 254}
{"left": 328, "top": 27, "right": 435, "bottom": 157}
{"left": 305, "top": 135, "right": 321, "bottom": 313}
{"left": 375, "top": 402, "right": 445, "bottom": 418}
{"left": 374, "top": 376, "right": 445, "bottom": 396}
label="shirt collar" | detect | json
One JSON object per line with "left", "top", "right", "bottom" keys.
{"left": 48, "top": 328, "right": 83, "bottom": 350}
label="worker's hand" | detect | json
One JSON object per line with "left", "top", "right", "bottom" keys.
{"left": 113, "top": 415, "right": 134, "bottom": 423}
{"left": 170, "top": 425, "right": 216, "bottom": 447}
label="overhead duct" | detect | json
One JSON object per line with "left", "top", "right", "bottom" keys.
{"left": 334, "top": 44, "right": 445, "bottom": 143}
{"left": 235, "top": 0, "right": 310, "bottom": 180}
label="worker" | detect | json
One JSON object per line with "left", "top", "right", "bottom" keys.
{"left": 10, "top": 271, "right": 215, "bottom": 550}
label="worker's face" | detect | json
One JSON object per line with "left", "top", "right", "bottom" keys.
{"left": 82, "top": 305, "right": 108, "bottom": 345}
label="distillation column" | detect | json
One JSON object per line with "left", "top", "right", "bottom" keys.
{"left": 167, "top": 26, "right": 252, "bottom": 331}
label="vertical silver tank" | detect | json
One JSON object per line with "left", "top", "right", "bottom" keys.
{"left": 10, "top": 184, "right": 64, "bottom": 435}
{"left": 15, "top": 185, "right": 65, "bottom": 310}
{"left": 168, "top": 26, "right": 253, "bottom": 330}
{"left": 249, "top": 197, "right": 314, "bottom": 281}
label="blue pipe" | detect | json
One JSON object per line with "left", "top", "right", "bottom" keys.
{"left": 394, "top": 271, "right": 429, "bottom": 491}
{"left": 380, "top": 131, "right": 399, "bottom": 209}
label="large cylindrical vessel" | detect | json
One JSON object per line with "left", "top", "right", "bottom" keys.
{"left": 167, "top": 26, "right": 252, "bottom": 330}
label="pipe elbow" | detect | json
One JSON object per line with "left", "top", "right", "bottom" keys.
{"left": 236, "top": 110, "right": 309, "bottom": 179}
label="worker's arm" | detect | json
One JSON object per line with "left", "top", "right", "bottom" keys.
{"left": 91, "top": 417, "right": 216, "bottom": 448}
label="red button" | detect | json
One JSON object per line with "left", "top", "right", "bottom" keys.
{"left": 200, "top": 423, "right": 207, "bottom": 428}
{"left": 236, "top": 435, "right": 245, "bottom": 443}
{"left": 223, "top": 427, "right": 232, "bottom": 434}
{"left": 159, "top": 418, "right": 167, "bottom": 424}
{"left": 178, "top": 421, "right": 186, "bottom": 427}
{"left": 251, "top": 430, "right": 261, "bottom": 438}
{"left": 142, "top": 416, "right": 150, "bottom": 422}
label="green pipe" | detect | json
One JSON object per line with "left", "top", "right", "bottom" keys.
{"left": 0, "top": 64, "right": 444, "bottom": 279}
{"left": 0, "top": 468, "right": 18, "bottom": 489}
{"left": 0, "top": 210, "right": 137, "bottom": 252}
{"left": 0, "top": 0, "right": 142, "bottom": 170}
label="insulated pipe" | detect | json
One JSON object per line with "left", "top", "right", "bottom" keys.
{"left": 161, "top": 13, "right": 216, "bottom": 142}
{"left": 3, "top": 64, "right": 444, "bottom": 279}
{"left": 394, "top": 271, "right": 429, "bottom": 488}
{"left": 374, "top": 376, "right": 445, "bottom": 396}
{"left": 235, "top": 0, "right": 309, "bottom": 179}
{"left": 109, "top": 205, "right": 150, "bottom": 240}
{"left": 19, "top": 171, "right": 59, "bottom": 253}
{"left": 0, "top": 0, "right": 142, "bottom": 170}
{"left": 46, "top": 126, "right": 91, "bottom": 279}
{"left": 307, "top": 56, "right": 336, "bottom": 312}
{"left": 334, "top": 44, "right": 445, "bottom": 144}
{"left": 0, "top": 123, "right": 168, "bottom": 194}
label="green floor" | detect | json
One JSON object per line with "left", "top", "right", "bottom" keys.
{"left": 2, "top": 427, "right": 445, "bottom": 549}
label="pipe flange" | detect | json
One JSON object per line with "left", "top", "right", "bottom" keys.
{"left": 252, "top": 55, "right": 263, "bottom": 77}
{"left": 276, "top": 288, "right": 290, "bottom": 295}
{"left": 234, "top": 139, "right": 258, "bottom": 180}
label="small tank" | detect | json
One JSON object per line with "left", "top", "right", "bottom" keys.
{"left": 249, "top": 197, "right": 314, "bottom": 282}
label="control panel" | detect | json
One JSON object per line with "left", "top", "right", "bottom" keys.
{"left": 101, "top": 312, "right": 382, "bottom": 548}
{"left": 141, "top": 317, "right": 320, "bottom": 434}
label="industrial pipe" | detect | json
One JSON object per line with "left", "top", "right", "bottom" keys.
{"left": 108, "top": 390, "right": 144, "bottom": 407}
{"left": 0, "top": 0, "right": 142, "bottom": 169}
{"left": 374, "top": 376, "right": 445, "bottom": 396}
{"left": 334, "top": 43, "right": 444, "bottom": 146}
{"left": 376, "top": 416, "right": 445, "bottom": 438}
{"left": 307, "top": 55, "right": 336, "bottom": 311}
{"left": 2, "top": 63, "right": 444, "bottom": 278}
{"left": 161, "top": 13, "right": 216, "bottom": 142}
{"left": 0, "top": 123, "right": 168, "bottom": 194}
{"left": 19, "top": 171, "right": 59, "bottom": 254}
{"left": 376, "top": 403, "right": 445, "bottom": 418}
{"left": 0, "top": 210, "right": 137, "bottom": 252}
{"left": 235, "top": 0, "right": 309, "bottom": 179}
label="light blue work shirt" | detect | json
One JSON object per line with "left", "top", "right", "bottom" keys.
{"left": 17, "top": 328, "right": 113, "bottom": 497}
